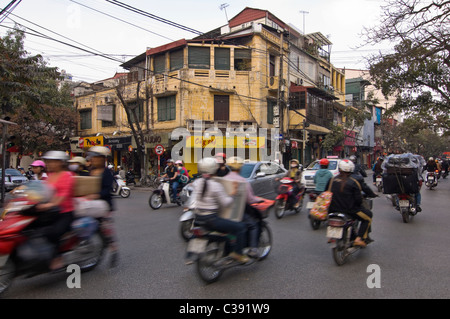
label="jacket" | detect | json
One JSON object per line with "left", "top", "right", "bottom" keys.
{"left": 327, "top": 175, "right": 363, "bottom": 214}
{"left": 314, "top": 169, "right": 333, "bottom": 192}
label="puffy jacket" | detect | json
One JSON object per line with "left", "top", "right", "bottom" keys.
{"left": 327, "top": 175, "right": 363, "bottom": 214}
{"left": 314, "top": 169, "right": 333, "bottom": 192}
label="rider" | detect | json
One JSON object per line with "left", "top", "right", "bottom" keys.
{"left": 85, "top": 146, "right": 119, "bottom": 267}
{"left": 162, "top": 159, "right": 180, "bottom": 202}
{"left": 372, "top": 157, "right": 384, "bottom": 184}
{"left": 284, "top": 159, "right": 303, "bottom": 208}
{"left": 349, "top": 155, "right": 367, "bottom": 178}
{"left": 191, "top": 157, "right": 249, "bottom": 264}
{"left": 326, "top": 159, "right": 373, "bottom": 247}
{"left": 425, "top": 157, "right": 437, "bottom": 172}
{"left": 37, "top": 151, "right": 75, "bottom": 270}
{"left": 224, "top": 156, "right": 261, "bottom": 257}
{"left": 313, "top": 158, "right": 333, "bottom": 195}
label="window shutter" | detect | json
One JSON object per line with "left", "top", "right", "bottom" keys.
{"left": 188, "top": 47, "right": 210, "bottom": 69}
{"left": 170, "top": 49, "right": 183, "bottom": 71}
{"left": 154, "top": 54, "right": 166, "bottom": 74}
{"left": 214, "top": 48, "right": 230, "bottom": 70}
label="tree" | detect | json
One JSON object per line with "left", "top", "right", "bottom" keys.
{"left": 362, "top": 0, "right": 450, "bottom": 132}
{"left": 0, "top": 27, "right": 76, "bottom": 154}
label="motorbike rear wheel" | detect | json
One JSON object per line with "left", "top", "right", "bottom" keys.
{"left": 332, "top": 239, "right": 348, "bottom": 266}
{"left": 274, "top": 199, "right": 286, "bottom": 219}
{"left": 78, "top": 232, "right": 105, "bottom": 272}
{"left": 256, "top": 223, "right": 272, "bottom": 260}
{"left": 196, "top": 242, "right": 224, "bottom": 284}
{"left": 0, "top": 258, "right": 15, "bottom": 296}
{"left": 149, "top": 193, "right": 163, "bottom": 210}
{"left": 401, "top": 207, "right": 410, "bottom": 223}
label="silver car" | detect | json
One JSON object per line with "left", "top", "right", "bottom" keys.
{"left": 239, "top": 161, "right": 287, "bottom": 199}
{"left": 0, "top": 169, "right": 29, "bottom": 191}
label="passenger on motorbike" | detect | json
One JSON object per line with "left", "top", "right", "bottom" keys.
{"left": 372, "top": 157, "right": 384, "bottom": 184}
{"left": 224, "top": 156, "right": 261, "bottom": 257}
{"left": 326, "top": 159, "right": 373, "bottom": 248}
{"left": 191, "top": 157, "right": 249, "bottom": 264}
{"left": 68, "top": 156, "right": 90, "bottom": 176}
{"left": 215, "top": 153, "right": 231, "bottom": 177}
{"left": 313, "top": 158, "right": 333, "bottom": 195}
{"left": 85, "top": 146, "right": 119, "bottom": 267}
{"left": 30, "top": 160, "right": 48, "bottom": 181}
{"left": 37, "top": 151, "right": 75, "bottom": 270}
{"left": 349, "top": 155, "right": 367, "bottom": 178}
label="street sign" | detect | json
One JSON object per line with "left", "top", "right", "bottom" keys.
{"left": 154, "top": 144, "right": 165, "bottom": 155}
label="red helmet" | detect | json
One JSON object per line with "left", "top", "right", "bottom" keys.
{"left": 215, "top": 153, "right": 226, "bottom": 159}
{"left": 319, "top": 158, "right": 329, "bottom": 166}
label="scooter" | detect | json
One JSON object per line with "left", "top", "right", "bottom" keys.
{"left": 0, "top": 181, "right": 106, "bottom": 296}
{"left": 149, "top": 178, "right": 183, "bottom": 209}
{"left": 111, "top": 175, "right": 131, "bottom": 198}
{"left": 185, "top": 197, "right": 274, "bottom": 283}
{"left": 125, "top": 170, "right": 136, "bottom": 186}
{"left": 395, "top": 193, "right": 418, "bottom": 223}
{"left": 425, "top": 171, "right": 438, "bottom": 189}
{"left": 274, "top": 177, "right": 305, "bottom": 219}
{"left": 306, "top": 192, "right": 325, "bottom": 230}
{"left": 326, "top": 197, "right": 373, "bottom": 266}
{"left": 375, "top": 173, "right": 383, "bottom": 192}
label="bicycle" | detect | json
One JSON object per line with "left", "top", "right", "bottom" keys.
{"left": 139, "top": 171, "right": 160, "bottom": 188}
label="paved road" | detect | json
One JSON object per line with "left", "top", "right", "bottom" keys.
{"left": 4, "top": 175, "right": 450, "bottom": 299}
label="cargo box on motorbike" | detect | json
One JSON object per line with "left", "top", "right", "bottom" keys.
{"left": 73, "top": 176, "right": 101, "bottom": 197}
{"left": 382, "top": 173, "right": 419, "bottom": 194}
{"left": 213, "top": 177, "right": 246, "bottom": 222}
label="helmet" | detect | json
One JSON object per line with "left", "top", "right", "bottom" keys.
{"left": 175, "top": 160, "right": 183, "bottom": 165}
{"left": 42, "top": 150, "right": 69, "bottom": 161}
{"left": 30, "top": 160, "right": 46, "bottom": 168}
{"left": 215, "top": 153, "right": 226, "bottom": 164}
{"left": 227, "top": 156, "right": 244, "bottom": 171}
{"left": 429, "top": 157, "right": 434, "bottom": 161}
{"left": 319, "top": 158, "right": 329, "bottom": 166}
{"left": 197, "top": 157, "right": 218, "bottom": 175}
{"left": 349, "top": 155, "right": 357, "bottom": 163}
{"left": 68, "top": 156, "right": 86, "bottom": 166}
{"left": 339, "top": 159, "right": 355, "bottom": 173}
{"left": 88, "top": 146, "right": 111, "bottom": 157}
{"left": 107, "top": 164, "right": 114, "bottom": 170}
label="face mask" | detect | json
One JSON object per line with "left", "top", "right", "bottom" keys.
{"left": 291, "top": 164, "right": 297, "bottom": 168}
{"left": 68, "top": 164, "right": 79, "bottom": 171}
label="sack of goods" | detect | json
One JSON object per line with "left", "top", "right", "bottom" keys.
{"left": 382, "top": 153, "right": 421, "bottom": 194}
{"left": 309, "top": 191, "right": 333, "bottom": 220}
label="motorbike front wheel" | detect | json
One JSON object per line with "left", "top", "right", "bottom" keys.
{"left": 77, "top": 232, "right": 105, "bottom": 272}
{"left": 149, "top": 193, "right": 163, "bottom": 210}
{"left": 274, "top": 199, "right": 286, "bottom": 219}
{"left": 120, "top": 188, "right": 131, "bottom": 198}
{"left": 256, "top": 223, "right": 272, "bottom": 260}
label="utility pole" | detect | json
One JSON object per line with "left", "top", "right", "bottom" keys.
{"left": 278, "top": 31, "right": 284, "bottom": 162}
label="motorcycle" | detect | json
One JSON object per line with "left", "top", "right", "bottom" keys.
{"left": 149, "top": 178, "right": 183, "bottom": 209}
{"left": 111, "top": 175, "right": 131, "bottom": 198}
{"left": 375, "top": 173, "right": 383, "bottom": 192}
{"left": 395, "top": 193, "right": 418, "bottom": 223}
{"left": 179, "top": 183, "right": 197, "bottom": 241}
{"left": 125, "top": 170, "right": 136, "bottom": 186}
{"left": 0, "top": 181, "right": 106, "bottom": 295}
{"left": 425, "top": 171, "right": 438, "bottom": 189}
{"left": 273, "top": 177, "right": 305, "bottom": 219}
{"left": 306, "top": 192, "right": 324, "bottom": 230}
{"left": 326, "top": 197, "right": 373, "bottom": 266}
{"left": 185, "top": 197, "right": 274, "bottom": 283}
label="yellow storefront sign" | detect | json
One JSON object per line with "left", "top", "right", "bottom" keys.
{"left": 84, "top": 136, "right": 104, "bottom": 148}
{"left": 186, "top": 136, "right": 265, "bottom": 149}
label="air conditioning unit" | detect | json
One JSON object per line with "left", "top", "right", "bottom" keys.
{"left": 273, "top": 116, "right": 280, "bottom": 128}
{"left": 273, "top": 105, "right": 279, "bottom": 116}
{"left": 268, "top": 76, "right": 279, "bottom": 90}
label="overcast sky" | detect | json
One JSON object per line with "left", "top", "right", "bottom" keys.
{"left": 0, "top": 0, "right": 389, "bottom": 82}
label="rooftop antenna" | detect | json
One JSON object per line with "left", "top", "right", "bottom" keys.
{"left": 299, "top": 10, "right": 309, "bottom": 35}
{"left": 220, "top": 3, "right": 229, "bottom": 23}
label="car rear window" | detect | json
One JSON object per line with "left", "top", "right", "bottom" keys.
{"left": 306, "top": 160, "right": 338, "bottom": 170}
{"left": 239, "top": 163, "right": 255, "bottom": 178}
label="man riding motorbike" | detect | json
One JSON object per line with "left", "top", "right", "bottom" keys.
{"left": 349, "top": 155, "right": 367, "bottom": 178}
{"left": 190, "top": 157, "right": 249, "bottom": 264}
{"left": 326, "top": 159, "right": 373, "bottom": 247}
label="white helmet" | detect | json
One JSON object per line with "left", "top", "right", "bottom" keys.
{"left": 42, "top": 150, "right": 69, "bottom": 161}
{"left": 339, "top": 159, "right": 355, "bottom": 173}
{"left": 349, "top": 155, "right": 357, "bottom": 163}
{"left": 197, "top": 157, "right": 218, "bottom": 175}
{"left": 429, "top": 157, "right": 434, "bottom": 161}
{"left": 88, "top": 146, "right": 111, "bottom": 157}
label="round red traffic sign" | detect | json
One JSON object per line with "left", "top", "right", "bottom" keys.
{"left": 154, "top": 144, "right": 165, "bottom": 155}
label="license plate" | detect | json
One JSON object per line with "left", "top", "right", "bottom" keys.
{"left": 428, "top": 177, "right": 434, "bottom": 181}
{"left": 306, "top": 202, "right": 315, "bottom": 209}
{"left": 376, "top": 178, "right": 382, "bottom": 182}
{"left": 399, "top": 200, "right": 409, "bottom": 208}
{"left": 327, "top": 226, "right": 343, "bottom": 239}
{"left": 187, "top": 238, "right": 208, "bottom": 253}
